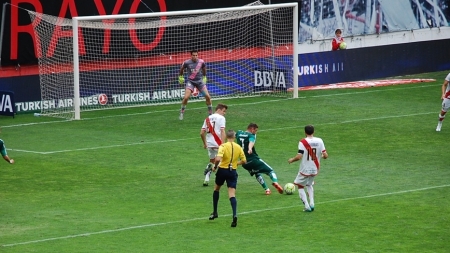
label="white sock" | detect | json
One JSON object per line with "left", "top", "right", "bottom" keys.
{"left": 204, "top": 171, "right": 211, "bottom": 182}
{"left": 307, "top": 185, "right": 314, "bottom": 207}
{"left": 298, "top": 188, "right": 310, "bottom": 209}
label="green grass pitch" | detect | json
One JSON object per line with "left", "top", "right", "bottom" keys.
{"left": 1, "top": 71, "right": 449, "bottom": 252}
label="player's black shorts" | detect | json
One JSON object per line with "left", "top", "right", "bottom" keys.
{"left": 215, "top": 168, "right": 238, "bottom": 189}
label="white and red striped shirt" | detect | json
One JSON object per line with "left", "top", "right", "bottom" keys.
{"left": 297, "top": 137, "right": 326, "bottom": 176}
{"left": 201, "top": 113, "right": 225, "bottom": 148}
{"left": 444, "top": 73, "right": 450, "bottom": 99}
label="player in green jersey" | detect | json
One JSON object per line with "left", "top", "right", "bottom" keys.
{"left": 235, "top": 123, "right": 283, "bottom": 195}
{"left": 0, "top": 138, "right": 14, "bottom": 164}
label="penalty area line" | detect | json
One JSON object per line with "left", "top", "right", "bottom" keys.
{"left": 11, "top": 137, "right": 198, "bottom": 155}
{"left": 8, "top": 149, "right": 47, "bottom": 155}
{"left": 3, "top": 184, "right": 449, "bottom": 247}
{"left": 258, "top": 111, "right": 436, "bottom": 132}
{"left": 12, "top": 111, "right": 435, "bottom": 154}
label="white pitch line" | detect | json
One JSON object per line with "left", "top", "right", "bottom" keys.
{"left": 10, "top": 111, "right": 436, "bottom": 154}
{"left": 2, "top": 98, "right": 285, "bottom": 127}
{"left": 1, "top": 120, "right": 72, "bottom": 128}
{"left": 7, "top": 148, "right": 47, "bottom": 155}
{"left": 3, "top": 184, "right": 449, "bottom": 248}
{"left": 1, "top": 82, "right": 438, "bottom": 128}
{"left": 305, "top": 83, "right": 438, "bottom": 98}
{"left": 258, "top": 111, "right": 436, "bottom": 132}
{"left": 10, "top": 137, "right": 198, "bottom": 154}
{"left": 4, "top": 83, "right": 439, "bottom": 154}
{"left": 340, "top": 111, "right": 435, "bottom": 123}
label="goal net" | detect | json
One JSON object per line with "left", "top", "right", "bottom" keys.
{"left": 28, "top": 1, "right": 298, "bottom": 119}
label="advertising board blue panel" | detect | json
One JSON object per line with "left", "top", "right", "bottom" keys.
{"left": 297, "top": 39, "right": 450, "bottom": 86}
{"left": 76, "top": 56, "right": 293, "bottom": 100}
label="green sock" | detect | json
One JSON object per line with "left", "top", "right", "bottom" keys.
{"left": 268, "top": 171, "right": 278, "bottom": 183}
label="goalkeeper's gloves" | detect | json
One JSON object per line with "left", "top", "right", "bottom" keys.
{"left": 178, "top": 76, "right": 185, "bottom": 85}
{"left": 202, "top": 76, "right": 207, "bottom": 84}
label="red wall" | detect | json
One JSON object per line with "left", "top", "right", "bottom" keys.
{"left": 0, "top": 0, "right": 296, "bottom": 70}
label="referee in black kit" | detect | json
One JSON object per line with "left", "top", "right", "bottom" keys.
{"left": 209, "top": 130, "right": 246, "bottom": 227}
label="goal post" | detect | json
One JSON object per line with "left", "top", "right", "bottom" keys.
{"left": 28, "top": 1, "right": 298, "bottom": 120}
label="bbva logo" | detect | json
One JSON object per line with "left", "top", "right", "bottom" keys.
{"left": 0, "top": 94, "right": 14, "bottom": 113}
{"left": 254, "top": 70, "right": 286, "bottom": 87}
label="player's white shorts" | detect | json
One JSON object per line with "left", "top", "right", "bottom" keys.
{"left": 294, "top": 173, "right": 315, "bottom": 187}
{"left": 442, "top": 98, "right": 450, "bottom": 112}
{"left": 207, "top": 147, "right": 218, "bottom": 159}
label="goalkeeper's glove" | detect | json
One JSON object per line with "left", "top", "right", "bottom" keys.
{"left": 202, "top": 76, "right": 207, "bottom": 84}
{"left": 178, "top": 76, "right": 185, "bottom": 85}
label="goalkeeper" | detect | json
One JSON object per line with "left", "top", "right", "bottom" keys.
{"left": 178, "top": 50, "right": 213, "bottom": 120}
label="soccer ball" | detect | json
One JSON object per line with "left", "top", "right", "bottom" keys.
{"left": 284, "top": 183, "right": 296, "bottom": 195}
{"left": 339, "top": 42, "right": 347, "bottom": 50}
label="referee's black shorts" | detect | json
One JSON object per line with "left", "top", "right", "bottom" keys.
{"left": 215, "top": 168, "right": 238, "bottom": 188}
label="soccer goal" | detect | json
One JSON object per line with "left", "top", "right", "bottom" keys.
{"left": 28, "top": 1, "right": 298, "bottom": 119}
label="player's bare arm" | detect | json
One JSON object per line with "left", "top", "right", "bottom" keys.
{"left": 178, "top": 65, "right": 186, "bottom": 85}
{"left": 237, "top": 159, "right": 246, "bottom": 166}
{"left": 288, "top": 153, "right": 303, "bottom": 164}
{"left": 179, "top": 64, "right": 185, "bottom": 76}
{"left": 237, "top": 148, "right": 246, "bottom": 166}
{"left": 200, "top": 129, "right": 207, "bottom": 149}
{"left": 442, "top": 80, "right": 449, "bottom": 99}
{"left": 248, "top": 141, "right": 254, "bottom": 154}
{"left": 220, "top": 129, "right": 226, "bottom": 144}
{"left": 213, "top": 156, "right": 222, "bottom": 172}
{"left": 3, "top": 155, "right": 14, "bottom": 164}
{"left": 322, "top": 151, "right": 329, "bottom": 159}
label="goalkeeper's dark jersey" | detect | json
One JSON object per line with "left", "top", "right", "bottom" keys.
{"left": 236, "top": 130, "right": 259, "bottom": 161}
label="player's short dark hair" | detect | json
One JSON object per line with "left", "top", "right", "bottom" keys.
{"left": 226, "top": 130, "right": 236, "bottom": 139}
{"left": 335, "top": 28, "right": 342, "bottom": 34}
{"left": 215, "top": 103, "right": 228, "bottom": 111}
{"left": 247, "top": 123, "right": 258, "bottom": 130}
{"left": 190, "top": 50, "right": 198, "bottom": 55}
{"left": 305, "top": 125, "right": 315, "bottom": 135}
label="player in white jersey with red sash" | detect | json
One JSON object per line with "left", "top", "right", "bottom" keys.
{"left": 288, "top": 125, "right": 328, "bottom": 212}
{"left": 200, "top": 104, "right": 228, "bottom": 186}
{"left": 436, "top": 73, "right": 450, "bottom": 131}
{"left": 178, "top": 50, "right": 213, "bottom": 120}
